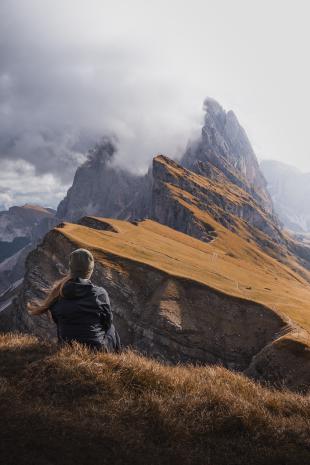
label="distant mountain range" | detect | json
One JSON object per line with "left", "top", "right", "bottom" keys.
{"left": 261, "top": 160, "right": 310, "bottom": 234}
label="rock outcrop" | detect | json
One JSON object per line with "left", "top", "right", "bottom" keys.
{"left": 57, "top": 139, "right": 152, "bottom": 222}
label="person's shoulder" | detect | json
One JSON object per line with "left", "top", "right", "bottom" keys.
{"left": 91, "top": 284, "right": 110, "bottom": 302}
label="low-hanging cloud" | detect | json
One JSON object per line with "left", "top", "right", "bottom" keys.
{"left": 0, "top": 159, "right": 68, "bottom": 210}
{"left": 0, "top": 0, "right": 201, "bottom": 210}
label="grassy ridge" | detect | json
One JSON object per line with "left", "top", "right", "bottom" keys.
{"left": 1, "top": 333, "right": 310, "bottom": 465}
{"left": 60, "top": 218, "right": 310, "bottom": 334}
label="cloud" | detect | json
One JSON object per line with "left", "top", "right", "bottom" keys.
{"left": 0, "top": 159, "right": 68, "bottom": 210}
{"left": 1, "top": 0, "right": 310, "bottom": 210}
{"left": 0, "top": 0, "right": 201, "bottom": 194}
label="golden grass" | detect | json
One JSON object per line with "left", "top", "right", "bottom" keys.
{"left": 57, "top": 216, "right": 310, "bottom": 336}
{"left": 1, "top": 333, "right": 309, "bottom": 465}
{"left": 156, "top": 155, "right": 260, "bottom": 208}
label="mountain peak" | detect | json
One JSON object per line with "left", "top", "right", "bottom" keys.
{"left": 57, "top": 138, "right": 148, "bottom": 222}
{"left": 85, "top": 137, "right": 116, "bottom": 167}
{"left": 182, "top": 98, "right": 272, "bottom": 212}
{"left": 203, "top": 97, "right": 224, "bottom": 115}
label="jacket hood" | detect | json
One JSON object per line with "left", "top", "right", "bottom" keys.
{"left": 61, "top": 278, "right": 94, "bottom": 299}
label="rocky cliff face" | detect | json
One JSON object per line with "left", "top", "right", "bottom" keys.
{"left": 182, "top": 98, "right": 273, "bottom": 212}
{"left": 152, "top": 155, "right": 283, "bottom": 248}
{"left": 261, "top": 159, "right": 310, "bottom": 233}
{"left": 0, "top": 204, "right": 54, "bottom": 247}
{"left": 0, "top": 205, "right": 57, "bottom": 293}
{"left": 57, "top": 139, "right": 152, "bottom": 222}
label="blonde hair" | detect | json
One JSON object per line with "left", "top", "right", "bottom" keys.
{"left": 27, "top": 275, "right": 71, "bottom": 316}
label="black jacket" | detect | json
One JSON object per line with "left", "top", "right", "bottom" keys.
{"left": 50, "top": 278, "right": 118, "bottom": 350}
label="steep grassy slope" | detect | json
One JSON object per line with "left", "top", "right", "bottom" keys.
{"left": 152, "top": 155, "right": 310, "bottom": 275}
{"left": 0, "top": 333, "right": 309, "bottom": 465}
{"left": 61, "top": 218, "right": 310, "bottom": 336}
{"left": 151, "top": 156, "right": 310, "bottom": 330}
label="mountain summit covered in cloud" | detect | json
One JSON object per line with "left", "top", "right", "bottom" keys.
{"left": 58, "top": 98, "right": 273, "bottom": 222}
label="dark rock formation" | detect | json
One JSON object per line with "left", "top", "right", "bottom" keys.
{"left": 57, "top": 139, "right": 152, "bottom": 222}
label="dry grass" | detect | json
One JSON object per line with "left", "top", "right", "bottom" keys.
{"left": 58, "top": 217, "right": 310, "bottom": 335}
{"left": 1, "top": 333, "right": 310, "bottom": 465}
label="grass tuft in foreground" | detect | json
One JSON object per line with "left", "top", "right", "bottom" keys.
{"left": 0, "top": 333, "right": 310, "bottom": 465}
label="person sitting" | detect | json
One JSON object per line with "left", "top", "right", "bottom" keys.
{"left": 28, "top": 248, "right": 121, "bottom": 352}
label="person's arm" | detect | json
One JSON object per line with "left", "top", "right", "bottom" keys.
{"left": 97, "top": 290, "right": 113, "bottom": 332}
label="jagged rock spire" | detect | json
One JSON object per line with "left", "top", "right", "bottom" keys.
{"left": 182, "top": 98, "right": 273, "bottom": 212}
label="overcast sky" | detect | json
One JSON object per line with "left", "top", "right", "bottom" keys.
{"left": 0, "top": 0, "right": 309, "bottom": 209}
